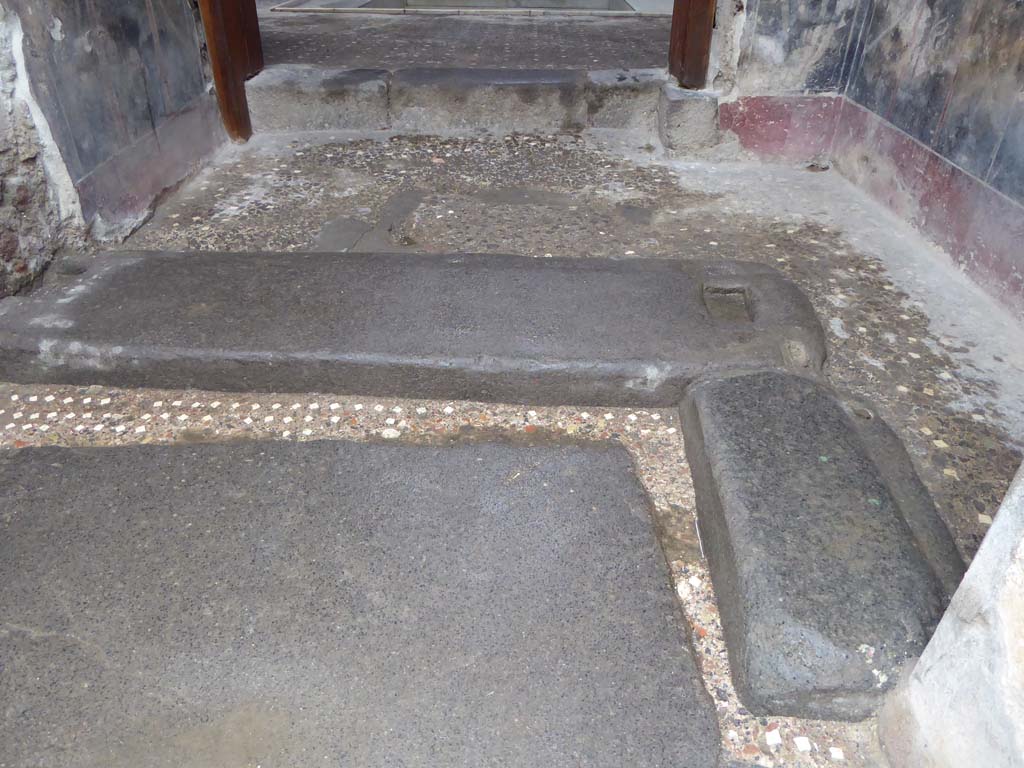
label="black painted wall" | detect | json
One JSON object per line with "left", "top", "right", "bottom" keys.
{"left": 847, "top": 0, "right": 1023, "bottom": 205}
{"left": 737, "top": 0, "right": 870, "bottom": 93}
{"left": 737, "top": 0, "right": 1023, "bottom": 206}
{"left": 7, "top": 0, "right": 218, "bottom": 223}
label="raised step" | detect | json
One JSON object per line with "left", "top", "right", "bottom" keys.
{"left": 248, "top": 66, "right": 392, "bottom": 131}
{"left": 245, "top": 65, "right": 715, "bottom": 140}
{"left": 681, "top": 371, "right": 965, "bottom": 720}
{"left": 0, "top": 439, "right": 720, "bottom": 766}
{"left": 0, "top": 251, "right": 825, "bottom": 403}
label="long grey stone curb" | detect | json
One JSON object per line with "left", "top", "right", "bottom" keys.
{"left": 0, "top": 251, "right": 825, "bottom": 404}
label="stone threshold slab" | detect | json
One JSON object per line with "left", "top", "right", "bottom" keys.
{"left": 0, "top": 438, "right": 720, "bottom": 767}
{"left": 681, "top": 371, "right": 965, "bottom": 721}
{"left": 0, "top": 251, "right": 824, "bottom": 404}
{"left": 246, "top": 65, "right": 689, "bottom": 135}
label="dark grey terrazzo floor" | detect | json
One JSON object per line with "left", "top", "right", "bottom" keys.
{"left": 257, "top": 12, "right": 670, "bottom": 69}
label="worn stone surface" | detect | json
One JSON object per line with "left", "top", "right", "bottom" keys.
{"left": 0, "top": 438, "right": 720, "bottom": 768}
{"left": 879, "top": 464, "right": 1024, "bottom": 768}
{"left": 847, "top": 397, "right": 968, "bottom": 598}
{"left": 391, "top": 68, "right": 589, "bottom": 134}
{"left": 585, "top": 69, "right": 664, "bottom": 132}
{"left": 89, "top": 131, "right": 1024, "bottom": 761}
{"left": 681, "top": 371, "right": 962, "bottom": 720}
{"left": 0, "top": 250, "right": 825, "bottom": 403}
{"left": 247, "top": 65, "right": 670, "bottom": 136}
{"left": 0, "top": 377, "right": 953, "bottom": 768}
{"left": 248, "top": 65, "right": 391, "bottom": 132}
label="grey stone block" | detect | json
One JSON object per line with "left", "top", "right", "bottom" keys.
{"left": 390, "top": 68, "right": 589, "bottom": 135}
{"left": 0, "top": 250, "right": 825, "bottom": 404}
{"left": 247, "top": 65, "right": 391, "bottom": 131}
{"left": 585, "top": 69, "right": 665, "bottom": 132}
{"left": 0, "top": 439, "right": 721, "bottom": 768}
{"left": 681, "top": 371, "right": 965, "bottom": 720}
{"left": 245, "top": 65, "right": 690, "bottom": 138}
{"left": 658, "top": 83, "right": 719, "bottom": 152}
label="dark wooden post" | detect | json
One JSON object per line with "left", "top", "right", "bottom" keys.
{"left": 239, "top": 0, "right": 265, "bottom": 79}
{"left": 197, "top": 0, "right": 255, "bottom": 141}
{"left": 669, "top": 0, "right": 717, "bottom": 90}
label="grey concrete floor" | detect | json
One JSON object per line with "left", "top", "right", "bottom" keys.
{"left": 256, "top": 12, "right": 670, "bottom": 69}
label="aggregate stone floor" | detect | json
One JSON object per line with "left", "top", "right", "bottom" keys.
{"left": 6, "top": 132, "right": 1024, "bottom": 767}
{"left": 124, "top": 132, "right": 1024, "bottom": 558}
{"left": 257, "top": 12, "right": 671, "bottom": 69}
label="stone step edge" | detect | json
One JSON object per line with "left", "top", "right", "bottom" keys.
{"left": 0, "top": 250, "right": 827, "bottom": 406}
{"left": 246, "top": 64, "right": 718, "bottom": 150}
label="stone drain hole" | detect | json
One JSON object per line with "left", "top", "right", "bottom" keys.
{"left": 702, "top": 285, "right": 753, "bottom": 323}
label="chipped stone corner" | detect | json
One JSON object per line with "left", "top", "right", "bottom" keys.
{"left": 658, "top": 82, "right": 719, "bottom": 152}
{"left": 0, "top": 7, "right": 85, "bottom": 298}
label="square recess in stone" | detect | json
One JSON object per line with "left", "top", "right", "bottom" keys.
{"left": 0, "top": 439, "right": 719, "bottom": 768}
